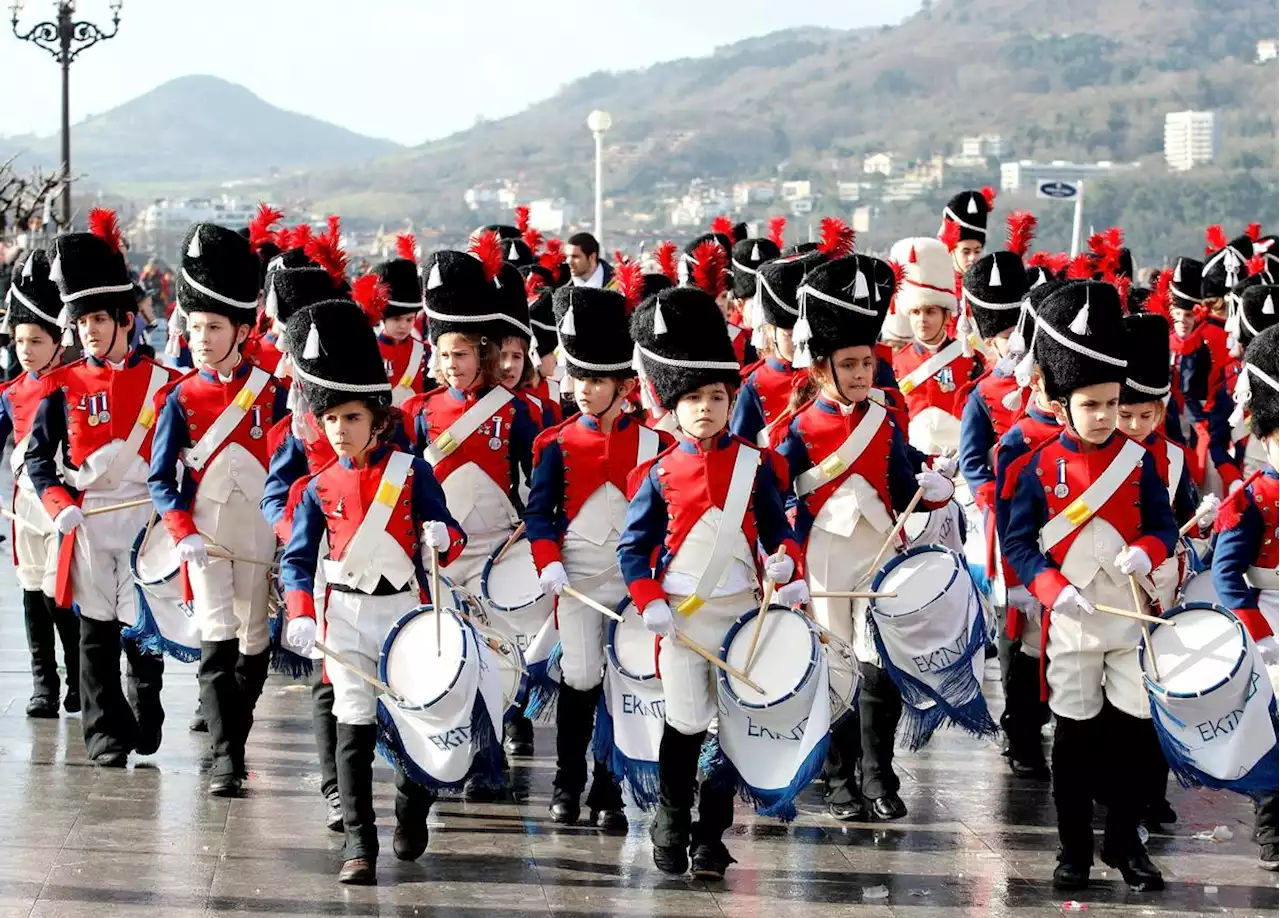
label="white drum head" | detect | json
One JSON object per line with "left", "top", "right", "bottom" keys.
{"left": 383, "top": 610, "right": 470, "bottom": 709}
{"left": 609, "top": 605, "right": 657, "bottom": 681}
{"left": 1147, "top": 606, "right": 1245, "bottom": 696}
{"left": 722, "top": 606, "right": 817, "bottom": 706}
{"left": 873, "top": 547, "right": 965, "bottom": 621}
{"left": 482, "top": 538, "right": 544, "bottom": 612}
{"left": 1179, "top": 571, "right": 1220, "bottom": 607}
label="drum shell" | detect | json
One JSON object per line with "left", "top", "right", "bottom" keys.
{"left": 380, "top": 607, "right": 477, "bottom": 725}
{"left": 607, "top": 598, "right": 660, "bottom": 685}
{"left": 718, "top": 605, "right": 821, "bottom": 725}
{"left": 130, "top": 517, "right": 203, "bottom": 656}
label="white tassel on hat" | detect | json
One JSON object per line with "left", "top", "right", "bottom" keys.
{"left": 653, "top": 301, "right": 668, "bottom": 335}
{"left": 791, "top": 295, "right": 813, "bottom": 369}
{"left": 426, "top": 344, "right": 440, "bottom": 378}
{"left": 1013, "top": 322, "right": 1039, "bottom": 389}
{"left": 0, "top": 306, "right": 10, "bottom": 335}
{"left": 957, "top": 294, "right": 974, "bottom": 357}
{"left": 750, "top": 243, "right": 761, "bottom": 261}
{"left": 560, "top": 299, "right": 577, "bottom": 336}
{"left": 508, "top": 242, "right": 520, "bottom": 261}
{"left": 1228, "top": 367, "right": 1251, "bottom": 429}
{"left": 49, "top": 254, "right": 62, "bottom": 286}
{"left": 1, "top": 348, "right": 10, "bottom": 371}
{"left": 22, "top": 255, "right": 34, "bottom": 279}
{"left": 1266, "top": 294, "right": 1276, "bottom": 315}
{"left": 165, "top": 326, "right": 182, "bottom": 358}
{"left": 302, "top": 322, "right": 321, "bottom": 360}
{"left": 187, "top": 231, "right": 202, "bottom": 259}
{"left": 1030, "top": 271, "right": 1046, "bottom": 288}
{"left": 1173, "top": 259, "right": 1183, "bottom": 283}
{"left": 425, "top": 262, "right": 443, "bottom": 291}
{"left": 854, "top": 269, "right": 870, "bottom": 301}
{"left": 264, "top": 281, "right": 279, "bottom": 319}
{"left": 989, "top": 258, "right": 1002, "bottom": 288}
{"left": 1001, "top": 383, "right": 1024, "bottom": 411}
{"left": 967, "top": 195, "right": 978, "bottom": 214}
{"left": 57, "top": 305, "right": 73, "bottom": 347}
{"left": 1068, "top": 288, "right": 1091, "bottom": 336}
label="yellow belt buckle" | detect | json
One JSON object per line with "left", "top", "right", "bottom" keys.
{"left": 819, "top": 454, "right": 847, "bottom": 479}
{"left": 1065, "top": 499, "right": 1092, "bottom": 526}
{"left": 675, "top": 595, "right": 704, "bottom": 617}
{"left": 433, "top": 431, "right": 458, "bottom": 457}
{"left": 233, "top": 387, "right": 257, "bottom": 411}
{"left": 136, "top": 405, "right": 156, "bottom": 430}
{"left": 374, "top": 481, "right": 400, "bottom": 507}
{"left": 900, "top": 378, "right": 916, "bottom": 395}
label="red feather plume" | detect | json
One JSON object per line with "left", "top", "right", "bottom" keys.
{"left": 818, "top": 217, "right": 855, "bottom": 258}
{"left": 395, "top": 233, "right": 418, "bottom": 263}
{"left": 1215, "top": 469, "right": 1266, "bottom": 532}
{"left": 1048, "top": 253, "right": 1071, "bottom": 277}
{"left": 523, "top": 272, "right": 546, "bottom": 303}
{"left": 980, "top": 186, "right": 997, "bottom": 209}
{"left": 939, "top": 218, "right": 962, "bottom": 253}
{"left": 1004, "top": 211, "right": 1037, "bottom": 257}
{"left": 1146, "top": 269, "right": 1172, "bottom": 319}
{"left": 288, "top": 222, "right": 313, "bottom": 252}
{"left": 613, "top": 249, "right": 629, "bottom": 266}
{"left": 654, "top": 241, "right": 679, "bottom": 282}
{"left": 468, "top": 230, "right": 505, "bottom": 283}
{"left": 350, "top": 273, "right": 390, "bottom": 327}
{"left": 1065, "top": 253, "right": 1095, "bottom": 280}
{"left": 888, "top": 260, "right": 907, "bottom": 302}
{"left": 514, "top": 205, "right": 530, "bottom": 234}
{"left": 615, "top": 260, "right": 645, "bottom": 314}
{"left": 304, "top": 218, "right": 347, "bottom": 286}
{"left": 1114, "top": 275, "right": 1132, "bottom": 313}
{"left": 248, "top": 202, "right": 283, "bottom": 253}
{"left": 1248, "top": 254, "right": 1267, "bottom": 276}
{"left": 689, "top": 240, "right": 727, "bottom": 298}
{"left": 522, "top": 226, "right": 544, "bottom": 256}
{"left": 710, "top": 216, "right": 733, "bottom": 239}
{"left": 88, "top": 208, "right": 123, "bottom": 254}
{"left": 1245, "top": 222, "right": 1262, "bottom": 242}
{"left": 1026, "top": 251, "right": 1050, "bottom": 268}
{"left": 538, "top": 237, "right": 564, "bottom": 273}
{"left": 1088, "top": 226, "right": 1125, "bottom": 280}
{"left": 1205, "top": 224, "right": 1228, "bottom": 256}
{"left": 768, "top": 216, "right": 787, "bottom": 249}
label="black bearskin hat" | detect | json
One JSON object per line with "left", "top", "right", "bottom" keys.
{"left": 286, "top": 300, "right": 390, "bottom": 416}
{"left": 552, "top": 286, "right": 635, "bottom": 379}
{"left": 492, "top": 262, "right": 533, "bottom": 345}
{"left": 941, "top": 188, "right": 995, "bottom": 245}
{"left": 266, "top": 266, "right": 349, "bottom": 331}
{"left": 520, "top": 264, "right": 559, "bottom": 360}
{"left": 1169, "top": 257, "right": 1204, "bottom": 308}
{"left": 1034, "top": 281, "right": 1128, "bottom": 403}
{"left": 422, "top": 246, "right": 511, "bottom": 345}
{"left": 730, "top": 237, "right": 781, "bottom": 300}
{"left": 1237, "top": 284, "right": 1279, "bottom": 351}
{"left": 374, "top": 256, "right": 423, "bottom": 320}
{"left": 1203, "top": 235, "right": 1256, "bottom": 299}
{"left": 1242, "top": 326, "right": 1277, "bottom": 439}
{"left": 50, "top": 209, "right": 134, "bottom": 322}
{"left": 4, "top": 249, "right": 62, "bottom": 337}
{"left": 1120, "top": 313, "right": 1172, "bottom": 404}
{"left": 963, "top": 251, "right": 1029, "bottom": 339}
{"left": 795, "top": 255, "right": 891, "bottom": 362}
{"left": 630, "top": 286, "right": 740, "bottom": 409}
{"left": 756, "top": 253, "right": 819, "bottom": 331}
{"left": 176, "top": 223, "right": 261, "bottom": 324}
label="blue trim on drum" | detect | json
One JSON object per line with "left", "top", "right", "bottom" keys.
{"left": 129, "top": 517, "right": 176, "bottom": 588}
{"left": 379, "top": 605, "right": 470, "bottom": 712}
{"left": 606, "top": 596, "right": 659, "bottom": 684}
{"left": 479, "top": 530, "right": 540, "bottom": 613}
{"left": 123, "top": 586, "right": 200, "bottom": 662}
{"left": 1140, "top": 602, "right": 1248, "bottom": 701}
{"left": 869, "top": 543, "right": 964, "bottom": 613}
{"left": 1180, "top": 536, "right": 1208, "bottom": 574}
{"left": 716, "top": 604, "right": 819, "bottom": 709}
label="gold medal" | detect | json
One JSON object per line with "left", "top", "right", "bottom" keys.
{"left": 87, "top": 415, "right": 100, "bottom": 427}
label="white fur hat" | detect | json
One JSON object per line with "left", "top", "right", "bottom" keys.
{"left": 889, "top": 237, "right": 958, "bottom": 314}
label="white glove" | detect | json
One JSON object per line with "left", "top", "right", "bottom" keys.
{"left": 764, "top": 553, "right": 795, "bottom": 584}
{"left": 177, "top": 534, "right": 209, "bottom": 569}
{"left": 1053, "top": 585, "right": 1095, "bottom": 617}
{"left": 1195, "top": 493, "right": 1221, "bottom": 522}
{"left": 285, "top": 616, "right": 317, "bottom": 654}
{"left": 775, "top": 579, "right": 810, "bottom": 606}
{"left": 422, "top": 520, "right": 450, "bottom": 552}
{"left": 1114, "top": 545, "right": 1152, "bottom": 577}
{"left": 1006, "top": 585, "right": 1038, "bottom": 614}
{"left": 641, "top": 599, "right": 674, "bottom": 636}
{"left": 915, "top": 469, "right": 954, "bottom": 502}
{"left": 54, "top": 506, "right": 84, "bottom": 534}
{"left": 538, "top": 561, "right": 570, "bottom": 597}
{"left": 1228, "top": 479, "right": 1244, "bottom": 495}
{"left": 931, "top": 453, "right": 958, "bottom": 478}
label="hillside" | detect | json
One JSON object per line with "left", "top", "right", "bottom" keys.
{"left": 0, "top": 75, "right": 400, "bottom": 186}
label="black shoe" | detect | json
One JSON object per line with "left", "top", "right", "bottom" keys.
{"left": 208, "top": 773, "right": 243, "bottom": 797}
{"left": 1052, "top": 860, "right": 1091, "bottom": 891}
{"left": 1007, "top": 755, "right": 1052, "bottom": 781}
{"left": 1100, "top": 846, "right": 1164, "bottom": 892}
{"left": 1142, "top": 800, "right": 1177, "bottom": 828}
{"left": 503, "top": 737, "right": 534, "bottom": 757}
{"left": 338, "top": 857, "right": 376, "bottom": 885}
{"left": 653, "top": 843, "right": 689, "bottom": 875}
{"left": 92, "top": 750, "right": 128, "bottom": 768}
{"left": 189, "top": 713, "right": 208, "bottom": 733}
{"left": 392, "top": 822, "right": 428, "bottom": 861}
{"left": 463, "top": 774, "right": 503, "bottom": 802}
{"left": 690, "top": 841, "right": 735, "bottom": 880}
{"left": 134, "top": 724, "right": 162, "bottom": 757}
{"left": 828, "top": 798, "right": 868, "bottom": 821}
{"left": 325, "top": 791, "right": 344, "bottom": 833}
{"left": 549, "top": 800, "right": 580, "bottom": 825}
{"left": 592, "top": 808, "right": 628, "bottom": 833}
{"left": 25, "top": 695, "right": 59, "bottom": 718}
{"left": 62, "top": 690, "right": 80, "bottom": 714}
{"left": 869, "top": 793, "right": 907, "bottom": 820}
{"left": 1260, "top": 843, "right": 1278, "bottom": 871}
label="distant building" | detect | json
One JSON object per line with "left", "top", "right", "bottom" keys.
{"left": 851, "top": 206, "right": 872, "bottom": 235}
{"left": 780, "top": 180, "right": 812, "bottom": 201}
{"left": 528, "top": 198, "right": 573, "bottom": 234}
{"left": 1258, "top": 39, "right": 1278, "bottom": 63}
{"left": 463, "top": 182, "right": 517, "bottom": 211}
{"left": 863, "top": 153, "right": 897, "bottom": 176}
{"left": 1163, "top": 111, "right": 1217, "bottom": 172}
{"left": 961, "top": 134, "right": 1005, "bottom": 158}
{"left": 999, "top": 159, "right": 1140, "bottom": 191}
{"left": 732, "top": 182, "right": 776, "bottom": 205}
{"left": 789, "top": 197, "right": 814, "bottom": 216}
{"left": 836, "top": 181, "right": 865, "bottom": 203}
{"left": 135, "top": 196, "right": 260, "bottom": 263}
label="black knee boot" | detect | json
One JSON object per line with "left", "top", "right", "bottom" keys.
{"left": 503, "top": 711, "right": 534, "bottom": 757}
{"left": 50, "top": 597, "right": 80, "bottom": 712}
{"left": 392, "top": 765, "right": 435, "bottom": 861}
{"left": 124, "top": 638, "right": 165, "bottom": 756}
{"left": 651, "top": 723, "right": 704, "bottom": 874}
{"left": 1002, "top": 649, "right": 1050, "bottom": 779}
{"left": 1255, "top": 794, "right": 1278, "bottom": 870}
{"left": 550, "top": 684, "right": 594, "bottom": 822}
{"left": 1051, "top": 715, "right": 1096, "bottom": 886}
{"left": 579, "top": 686, "right": 625, "bottom": 828}
{"left": 23, "top": 590, "right": 59, "bottom": 717}
{"left": 235, "top": 650, "right": 271, "bottom": 758}
{"left": 79, "top": 617, "right": 137, "bottom": 764}
{"left": 199, "top": 639, "right": 244, "bottom": 794}
{"left": 335, "top": 722, "right": 379, "bottom": 867}
{"left": 1099, "top": 708, "right": 1164, "bottom": 891}
{"left": 858, "top": 661, "right": 904, "bottom": 817}
{"left": 823, "top": 713, "right": 867, "bottom": 819}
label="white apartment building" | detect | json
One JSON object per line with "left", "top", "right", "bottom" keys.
{"left": 1164, "top": 111, "right": 1217, "bottom": 171}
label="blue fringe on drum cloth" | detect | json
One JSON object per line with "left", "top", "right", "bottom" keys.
{"left": 592, "top": 690, "right": 661, "bottom": 811}
{"left": 697, "top": 732, "right": 828, "bottom": 823}
{"left": 1150, "top": 692, "right": 1280, "bottom": 800}
{"left": 522, "top": 642, "right": 562, "bottom": 723}
{"left": 267, "top": 608, "right": 313, "bottom": 679}
{"left": 869, "top": 609, "right": 999, "bottom": 752}
{"left": 121, "top": 588, "right": 199, "bottom": 662}
{"left": 374, "top": 689, "right": 505, "bottom": 792}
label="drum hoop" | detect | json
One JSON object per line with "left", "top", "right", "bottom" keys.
{"left": 130, "top": 516, "right": 178, "bottom": 587}
{"left": 1140, "top": 602, "right": 1249, "bottom": 701}
{"left": 870, "top": 544, "right": 964, "bottom": 616}
{"left": 379, "top": 605, "right": 471, "bottom": 712}
{"left": 717, "top": 604, "right": 819, "bottom": 709}
{"left": 1178, "top": 536, "right": 1208, "bottom": 575}
{"left": 480, "top": 531, "right": 540, "bottom": 613}
{"left": 605, "top": 600, "right": 658, "bottom": 683}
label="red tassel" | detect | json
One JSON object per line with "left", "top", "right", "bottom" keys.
{"left": 1214, "top": 468, "right": 1265, "bottom": 532}
{"left": 908, "top": 245, "right": 918, "bottom": 264}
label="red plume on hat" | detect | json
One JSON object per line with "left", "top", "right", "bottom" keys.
{"left": 524, "top": 271, "right": 546, "bottom": 304}
{"left": 818, "top": 217, "right": 855, "bottom": 258}
{"left": 939, "top": 217, "right": 962, "bottom": 253}
{"left": 1246, "top": 222, "right": 1263, "bottom": 242}
{"left": 1065, "top": 253, "right": 1095, "bottom": 280}
{"left": 1088, "top": 227, "right": 1125, "bottom": 280}
{"left": 654, "top": 241, "right": 678, "bottom": 282}
{"left": 1205, "top": 224, "right": 1228, "bottom": 257}
{"left": 981, "top": 186, "right": 997, "bottom": 209}
{"left": 88, "top": 208, "right": 123, "bottom": 254}
{"left": 615, "top": 260, "right": 644, "bottom": 314}
{"left": 248, "top": 202, "right": 283, "bottom": 254}
{"left": 768, "top": 216, "right": 787, "bottom": 249}
{"left": 350, "top": 273, "right": 389, "bottom": 327}
{"left": 1146, "top": 269, "right": 1172, "bottom": 319}
{"left": 1248, "top": 254, "right": 1267, "bottom": 276}
{"left": 468, "top": 229, "right": 505, "bottom": 284}
{"left": 538, "top": 238, "right": 564, "bottom": 274}
{"left": 305, "top": 217, "right": 347, "bottom": 286}
{"left": 710, "top": 215, "right": 733, "bottom": 239}
{"left": 522, "top": 226, "right": 544, "bottom": 256}
{"left": 688, "top": 240, "right": 727, "bottom": 298}
{"left": 888, "top": 260, "right": 907, "bottom": 302}
{"left": 514, "top": 205, "right": 530, "bottom": 234}
{"left": 1005, "top": 211, "right": 1037, "bottom": 257}
{"left": 395, "top": 233, "right": 418, "bottom": 264}
{"left": 283, "top": 222, "right": 313, "bottom": 253}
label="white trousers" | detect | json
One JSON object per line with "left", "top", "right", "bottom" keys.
{"left": 13, "top": 486, "right": 57, "bottom": 595}
{"left": 324, "top": 589, "right": 416, "bottom": 725}
{"left": 188, "top": 490, "right": 276, "bottom": 654}
{"left": 806, "top": 523, "right": 887, "bottom": 665}
{"left": 557, "top": 540, "right": 627, "bottom": 691}
{"left": 1045, "top": 574, "right": 1149, "bottom": 721}
{"left": 660, "top": 591, "right": 754, "bottom": 735}
{"left": 69, "top": 494, "right": 151, "bottom": 624}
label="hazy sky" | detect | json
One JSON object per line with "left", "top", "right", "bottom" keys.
{"left": 2, "top": 0, "right": 920, "bottom": 146}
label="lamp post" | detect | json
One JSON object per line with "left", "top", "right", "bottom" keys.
{"left": 586, "top": 109, "right": 611, "bottom": 249}
{"left": 10, "top": 0, "right": 123, "bottom": 229}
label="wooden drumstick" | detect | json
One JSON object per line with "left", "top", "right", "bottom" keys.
{"left": 856, "top": 485, "right": 925, "bottom": 587}
{"left": 493, "top": 522, "right": 526, "bottom": 565}
{"left": 314, "top": 640, "right": 403, "bottom": 703}
{"left": 1, "top": 506, "right": 47, "bottom": 536}
{"left": 810, "top": 590, "right": 898, "bottom": 600}
{"left": 83, "top": 497, "right": 154, "bottom": 518}
{"left": 431, "top": 550, "right": 443, "bottom": 657}
{"left": 1094, "top": 602, "right": 1171, "bottom": 627}
{"left": 561, "top": 585, "right": 625, "bottom": 622}
{"left": 672, "top": 631, "right": 766, "bottom": 695}
{"left": 744, "top": 546, "right": 788, "bottom": 674}
{"left": 1129, "top": 574, "right": 1160, "bottom": 680}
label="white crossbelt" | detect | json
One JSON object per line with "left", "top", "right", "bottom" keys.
{"left": 1038, "top": 439, "right": 1146, "bottom": 554}
{"left": 323, "top": 450, "right": 413, "bottom": 593}
{"left": 898, "top": 339, "right": 964, "bottom": 396}
{"left": 795, "top": 400, "right": 886, "bottom": 498}
{"left": 422, "top": 386, "right": 514, "bottom": 466}
{"left": 95, "top": 363, "right": 170, "bottom": 492}
{"left": 636, "top": 425, "right": 660, "bottom": 465}
{"left": 390, "top": 339, "right": 425, "bottom": 407}
{"left": 1164, "top": 439, "right": 1184, "bottom": 507}
{"left": 675, "top": 443, "right": 762, "bottom": 616}
{"left": 183, "top": 367, "right": 270, "bottom": 471}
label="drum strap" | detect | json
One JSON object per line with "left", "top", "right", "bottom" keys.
{"left": 391, "top": 339, "right": 425, "bottom": 406}
{"left": 326, "top": 450, "right": 413, "bottom": 592}
{"left": 675, "top": 443, "right": 762, "bottom": 616}
{"left": 636, "top": 425, "right": 660, "bottom": 465}
{"left": 183, "top": 367, "right": 271, "bottom": 472}
{"left": 898, "top": 339, "right": 964, "bottom": 396}
{"left": 423, "top": 387, "right": 514, "bottom": 465}
{"left": 1164, "top": 439, "right": 1183, "bottom": 507}
{"left": 96, "top": 364, "right": 171, "bottom": 492}
{"left": 1038, "top": 439, "right": 1145, "bottom": 554}
{"left": 794, "top": 400, "right": 886, "bottom": 498}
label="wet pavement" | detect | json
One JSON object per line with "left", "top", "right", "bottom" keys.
{"left": 0, "top": 597, "right": 1276, "bottom": 917}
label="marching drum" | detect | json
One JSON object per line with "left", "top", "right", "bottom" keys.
{"left": 1141, "top": 602, "right": 1278, "bottom": 794}
{"left": 1178, "top": 569, "right": 1221, "bottom": 608}
{"left": 902, "top": 500, "right": 966, "bottom": 554}
{"left": 127, "top": 516, "right": 202, "bottom": 661}
{"left": 376, "top": 605, "right": 505, "bottom": 789}
{"left": 598, "top": 599, "right": 666, "bottom": 809}
{"left": 716, "top": 604, "right": 831, "bottom": 819}
{"left": 440, "top": 584, "right": 529, "bottom": 715}
{"left": 480, "top": 532, "right": 559, "bottom": 711}
{"left": 869, "top": 545, "right": 997, "bottom": 749}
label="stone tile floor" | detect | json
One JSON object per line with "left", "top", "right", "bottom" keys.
{"left": 0, "top": 600, "right": 1276, "bottom": 916}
